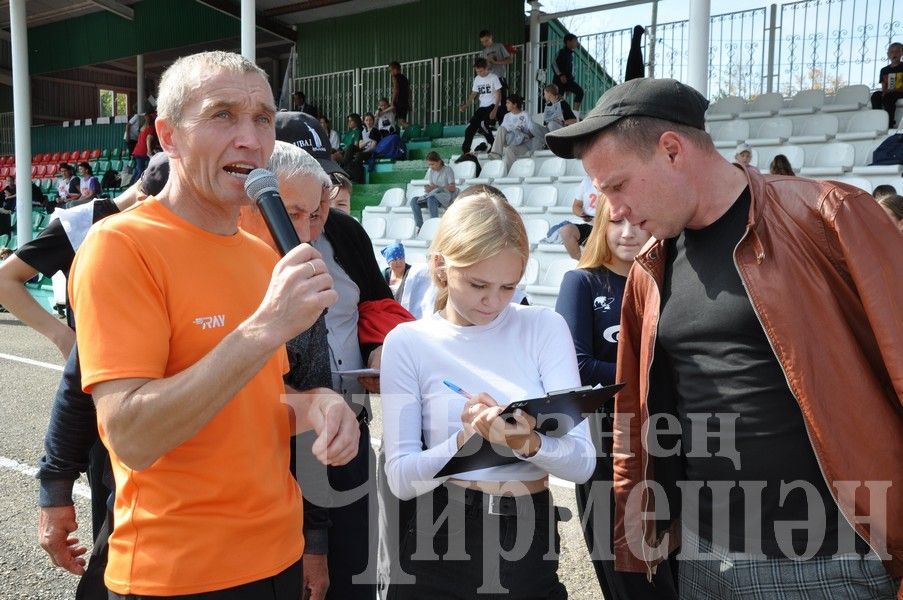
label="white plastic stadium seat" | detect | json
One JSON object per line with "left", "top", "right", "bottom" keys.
{"left": 451, "top": 161, "right": 477, "bottom": 182}
{"left": 746, "top": 117, "right": 792, "bottom": 146}
{"left": 518, "top": 185, "right": 558, "bottom": 214}
{"left": 371, "top": 215, "right": 416, "bottom": 244}
{"left": 757, "top": 145, "right": 805, "bottom": 174}
{"left": 463, "top": 159, "right": 506, "bottom": 185}
{"left": 363, "top": 187, "right": 405, "bottom": 214}
{"left": 524, "top": 157, "right": 567, "bottom": 183}
{"left": 493, "top": 158, "right": 535, "bottom": 184}
{"left": 706, "top": 96, "right": 746, "bottom": 121}
{"left": 779, "top": 89, "right": 825, "bottom": 116}
{"left": 822, "top": 85, "right": 870, "bottom": 113}
{"left": 525, "top": 258, "right": 578, "bottom": 308}
{"left": 799, "top": 142, "right": 855, "bottom": 176}
{"left": 406, "top": 217, "right": 442, "bottom": 248}
{"left": 523, "top": 218, "right": 551, "bottom": 247}
{"left": 788, "top": 114, "right": 838, "bottom": 144}
{"left": 738, "top": 92, "right": 784, "bottom": 119}
{"left": 361, "top": 215, "right": 387, "bottom": 240}
{"left": 708, "top": 120, "right": 750, "bottom": 149}
{"left": 836, "top": 110, "right": 889, "bottom": 141}
{"left": 520, "top": 257, "right": 540, "bottom": 286}
{"left": 498, "top": 185, "right": 524, "bottom": 207}
{"left": 557, "top": 159, "right": 586, "bottom": 183}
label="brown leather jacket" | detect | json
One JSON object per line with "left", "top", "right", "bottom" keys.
{"left": 612, "top": 166, "right": 903, "bottom": 589}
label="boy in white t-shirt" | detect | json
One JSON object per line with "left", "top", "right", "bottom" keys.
{"left": 543, "top": 176, "right": 599, "bottom": 259}
{"left": 458, "top": 57, "right": 501, "bottom": 155}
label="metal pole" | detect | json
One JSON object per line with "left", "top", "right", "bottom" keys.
{"left": 432, "top": 57, "right": 440, "bottom": 124}
{"left": 649, "top": 0, "right": 658, "bottom": 78}
{"left": 241, "top": 0, "right": 255, "bottom": 61}
{"left": 9, "top": 0, "right": 32, "bottom": 243}
{"left": 687, "top": 0, "right": 711, "bottom": 95}
{"left": 766, "top": 3, "right": 777, "bottom": 93}
{"left": 528, "top": 1, "right": 542, "bottom": 115}
{"left": 136, "top": 54, "right": 145, "bottom": 114}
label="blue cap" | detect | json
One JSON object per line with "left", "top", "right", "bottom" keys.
{"left": 381, "top": 241, "right": 405, "bottom": 262}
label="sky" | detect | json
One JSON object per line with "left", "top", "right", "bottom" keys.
{"left": 526, "top": 0, "right": 779, "bottom": 34}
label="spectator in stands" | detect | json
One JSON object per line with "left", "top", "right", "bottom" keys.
{"left": 320, "top": 116, "right": 341, "bottom": 151}
{"left": 124, "top": 107, "right": 142, "bottom": 155}
{"left": 388, "top": 62, "right": 411, "bottom": 128}
{"left": 555, "top": 197, "right": 677, "bottom": 600}
{"left": 769, "top": 153, "right": 795, "bottom": 175}
{"left": 381, "top": 241, "right": 411, "bottom": 301}
{"left": 130, "top": 112, "right": 156, "bottom": 184}
{"left": 546, "top": 77, "right": 903, "bottom": 598}
{"left": 376, "top": 97, "right": 396, "bottom": 134}
{"left": 409, "top": 151, "right": 457, "bottom": 230}
{"left": 293, "top": 91, "right": 320, "bottom": 118}
{"left": 328, "top": 172, "right": 353, "bottom": 214}
{"left": 76, "top": 162, "right": 101, "bottom": 203}
{"left": 382, "top": 186, "right": 593, "bottom": 600}
{"left": 870, "top": 42, "right": 902, "bottom": 127}
{"left": 0, "top": 180, "right": 14, "bottom": 237}
{"left": 69, "top": 50, "right": 359, "bottom": 599}
{"left": 541, "top": 84, "right": 578, "bottom": 133}
{"left": 359, "top": 112, "right": 381, "bottom": 153}
{"left": 554, "top": 34, "right": 585, "bottom": 113}
{"left": 338, "top": 113, "right": 364, "bottom": 179}
{"left": 543, "top": 176, "right": 600, "bottom": 259}
{"left": 878, "top": 194, "right": 903, "bottom": 231}
{"left": 873, "top": 183, "right": 897, "bottom": 201}
{"left": 479, "top": 29, "right": 512, "bottom": 122}
{"left": 57, "top": 164, "right": 81, "bottom": 205}
{"left": 734, "top": 144, "right": 760, "bottom": 173}
{"left": 459, "top": 58, "right": 501, "bottom": 157}
{"left": 488, "top": 94, "right": 537, "bottom": 168}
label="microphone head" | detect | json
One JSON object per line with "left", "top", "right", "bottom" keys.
{"left": 244, "top": 168, "right": 279, "bottom": 202}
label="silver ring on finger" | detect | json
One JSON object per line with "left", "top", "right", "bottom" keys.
{"left": 305, "top": 262, "right": 317, "bottom": 278}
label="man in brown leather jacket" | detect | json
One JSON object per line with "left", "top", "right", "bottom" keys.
{"left": 547, "top": 78, "right": 902, "bottom": 599}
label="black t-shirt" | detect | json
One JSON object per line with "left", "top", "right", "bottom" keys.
{"left": 658, "top": 188, "right": 847, "bottom": 557}
{"left": 15, "top": 198, "right": 119, "bottom": 278}
{"left": 879, "top": 63, "right": 903, "bottom": 91}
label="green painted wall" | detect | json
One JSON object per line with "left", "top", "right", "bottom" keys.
{"left": 27, "top": 0, "right": 240, "bottom": 75}
{"left": 31, "top": 123, "right": 126, "bottom": 155}
{"left": 295, "top": 0, "right": 525, "bottom": 76}
{"left": 0, "top": 85, "right": 12, "bottom": 113}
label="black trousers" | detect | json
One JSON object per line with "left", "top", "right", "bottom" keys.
{"left": 463, "top": 106, "right": 496, "bottom": 153}
{"left": 559, "top": 77, "right": 585, "bottom": 105}
{"left": 575, "top": 413, "right": 679, "bottom": 600}
{"left": 108, "top": 560, "right": 302, "bottom": 599}
{"left": 870, "top": 90, "right": 903, "bottom": 127}
{"left": 387, "top": 484, "right": 567, "bottom": 600}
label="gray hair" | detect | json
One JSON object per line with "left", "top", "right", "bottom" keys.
{"left": 157, "top": 51, "right": 269, "bottom": 125}
{"left": 267, "top": 140, "right": 331, "bottom": 187}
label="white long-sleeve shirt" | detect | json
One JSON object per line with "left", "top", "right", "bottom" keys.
{"left": 381, "top": 303, "right": 595, "bottom": 500}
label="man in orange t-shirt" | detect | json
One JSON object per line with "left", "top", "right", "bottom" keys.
{"left": 68, "top": 51, "right": 360, "bottom": 598}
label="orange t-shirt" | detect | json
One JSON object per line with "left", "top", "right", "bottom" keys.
{"left": 69, "top": 198, "right": 302, "bottom": 596}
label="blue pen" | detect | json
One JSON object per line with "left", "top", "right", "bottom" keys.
{"left": 442, "top": 379, "right": 473, "bottom": 400}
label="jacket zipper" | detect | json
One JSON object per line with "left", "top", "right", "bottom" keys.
{"left": 635, "top": 255, "right": 661, "bottom": 582}
{"left": 731, "top": 227, "right": 879, "bottom": 560}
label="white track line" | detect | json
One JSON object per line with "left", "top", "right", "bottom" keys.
{"left": 0, "top": 456, "right": 91, "bottom": 499}
{"left": 0, "top": 352, "right": 63, "bottom": 372}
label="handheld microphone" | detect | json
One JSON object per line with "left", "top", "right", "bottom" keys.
{"left": 245, "top": 168, "right": 301, "bottom": 257}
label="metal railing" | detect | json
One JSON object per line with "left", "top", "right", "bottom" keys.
{"left": 294, "top": 0, "right": 899, "bottom": 135}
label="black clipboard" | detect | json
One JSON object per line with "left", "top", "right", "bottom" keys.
{"left": 434, "top": 382, "right": 624, "bottom": 478}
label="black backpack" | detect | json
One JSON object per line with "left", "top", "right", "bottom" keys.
{"left": 871, "top": 134, "right": 903, "bottom": 165}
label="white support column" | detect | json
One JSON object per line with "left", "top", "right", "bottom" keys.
{"left": 9, "top": 0, "right": 32, "bottom": 243}
{"left": 241, "top": 0, "right": 255, "bottom": 62}
{"left": 527, "top": 1, "right": 542, "bottom": 115}
{"left": 648, "top": 0, "right": 658, "bottom": 78}
{"left": 687, "top": 0, "right": 710, "bottom": 96}
{"left": 136, "top": 54, "right": 145, "bottom": 114}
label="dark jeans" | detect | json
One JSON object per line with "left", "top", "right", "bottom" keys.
{"left": 496, "top": 77, "right": 509, "bottom": 124}
{"left": 559, "top": 77, "right": 585, "bottom": 105}
{"left": 870, "top": 90, "right": 903, "bottom": 127}
{"left": 108, "top": 560, "right": 302, "bottom": 599}
{"left": 76, "top": 510, "right": 112, "bottom": 600}
{"left": 294, "top": 420, "right": 377, "bottom": 600}
{"left": 463, "top": 106, "right": 496, "bottom": 154}
{"left": 575, "top": 413, "right": 679, "bottom": 600}
{"left": 387, "top": 484, "right": 567, "bottom": 600}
